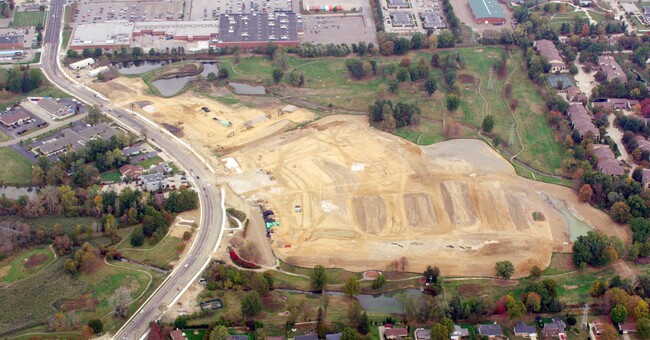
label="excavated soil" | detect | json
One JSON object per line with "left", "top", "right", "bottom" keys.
{"left": 219, "top": 115, "right": 629, "bottom": 277}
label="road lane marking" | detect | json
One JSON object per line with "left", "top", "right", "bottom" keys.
{"left": 167, "top": 256, "right": 212, "bottom": 308}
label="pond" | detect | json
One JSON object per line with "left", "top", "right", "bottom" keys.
{"left": 151, "top": 62, "right": 219, "bottom": 97}
{"left": 229, "top": 82, "right": 266, "bottom": 95}
{"left": 278, "top": 288, "right": 423, "bottom": 314}
{"left": 112, "top": 60, "right": 175, "bottom": 75}
{"left": 557, "top": 207, "right": 593, "bottom": 241}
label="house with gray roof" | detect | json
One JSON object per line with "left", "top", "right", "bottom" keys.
{"left": 513, "top": 321, "right": 537, "bottom": 338}
{"left": 477, "top": 324, "right": 504, "bottom": 338}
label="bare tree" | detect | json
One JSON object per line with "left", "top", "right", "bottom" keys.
{"left": 110, "top": 286, "right": 133, "bottom": 318}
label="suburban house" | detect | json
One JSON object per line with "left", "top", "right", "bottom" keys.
{"left": 619, "top": 323, "right": 637, "bottom": 334}
{"left": 119, "top": 164, "right": 144, "bottom": 180}
{"left": 141, "top": 172, "right": 168, "bottom": 192}
{"left": 592, "top": 145, "right": 625, "bottom": 176}
{"left": 227, "top": 336, "right": 248, "bottom": 340}
{"left": 593, "top": 98, "right": 639, "bottom": 111}
{"left": 414, "top": 328, "right": 430, "bottom": 340}
{"left": 567, "top": 104, "right": 600, "bottom": 140}
{"left": 450, "top": 325, "right": 469, "bottom": 340}
{"left": 565, "top": 86, "right": 580, "bottom": 102}
{"left": 542, "top": 318, "right": 567, "bottom": 338}
{"left": 148, "top": 162, "right": 172, "bottom": 174}
{"left": 597, "top": 55, "right": 627, "bottom": 83}
{"left": 477, "top": 324, "right": 504, "bottom": 338}
{"left": 535, "top": 39, "right": 566, "bottom": 72}
{"left": 169, "top": 329, "right": 187, "bottom": 340}
{"left": 325, "top": 333, "right": 341, "bottom": 340}
{"left": 590, "top": 319, "right": 608, "bottom": 336}
{"left": 513, "top": 321, "right": 537, "bottom": 338}
{"left": 384, "top": 327, "right": 409, "bottom": 339}
{"left": 121, "top": 146, "right": 143, "bottom": 156}
{"left": 294, "top": 335, "right": 318, "bottom": 340}
{"left": 633, "top": 136, "right": 650, "bottom": 155}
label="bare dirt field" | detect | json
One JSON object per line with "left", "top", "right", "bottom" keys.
{"left": 218, "top": 115, "right": 628, "bottom": 278}
{"left": 90, "top": 77, "right": 317, "bottom": 170}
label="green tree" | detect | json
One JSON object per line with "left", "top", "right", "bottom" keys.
{"left": 344, "top": 276, "right": 360, "bottom": 297}
{"left": 411, "top": 33, "right": 425, "bottom": 49}
{"left": 372, "top": 274, "right": 386, "bottom": 289}
{"left": 250, "top": 272, "right": 270, "bottom": 297}
{"left": 272, "top": 67, "right": 284, "bottom": 84}
{"left": 130, "top": 226, "right": 144, "bottom": 247}
{"left": 341, "top": 327, "right": 360, "bottom": 340}
{"left": 88, "top": 319, "right": 103, "bottom": 334}
{"left": 67, "top": 49, "right": 79, "bottom": 58}
{"left": 425, "top": 77, "right": 437, "bottom": 95}
{"left": 638, "top": 317, "right": 650, "bottom": 339}
{"left": 311, "top": 265, "right": 328, "bottom": 291}
{"left": 437, "top": 30, "right": 455, "bottom": 48}
{"left": 358, "top": 312, "right": 370, "bottom": 334}
{"left": 530, "top": 265, "right": 542, "bottom": 280}
{"left": 430, "top": 323, "right": 449, "bottom": 340}
{"left": 174, "top": 315, "right": 187, "bottom": 329}
{"left": 495, "top": 260, "right": 515, "bottom": 279}
{"left": 148, "top": 48, "right": 155, "bottom": 56}
{"left": 482, "top": 115, "right": 495, "bottom": 133}
{"left": 241, "top": 291, "right": 263, "bottom": 318}
{"left": 446, "top": 94, "right": 460, "bottom": 112}
{"left": 610, "top": 303, "right": 628, "bottom": 324}
{"left": 631, "top": 218, "right": 650, "bottom": 242}
{"left": 132, "top": 47, "right": 142, "bottom": 58}
{"left": 210, "top": 325, "right": 229, "bottom": 340}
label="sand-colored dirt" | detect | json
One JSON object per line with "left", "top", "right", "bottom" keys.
{"left": 219, "top": 115, "right": 628, "bottom": 277}
{"left": 90, "top": 77, "right": 316, "bottom": 169}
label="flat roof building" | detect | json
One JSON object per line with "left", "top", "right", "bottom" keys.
{"left": 420, "top": 12, "right": 446, "bottom": 30}
{"left": 0, "top": 109, "right": 30, "bottom": 127}
{"left": 216, "top": 12, "right": 299, "bottom": 48}
{"left": 467, "top": 0, "right": 506, "bottom": 25}
{"left": 69, "top": 21, "right": 134, "bottom": 50}
{"left": 133, "top": 21, "right": 219, "bottom": 41}
{"left": 0, "top": 35, "right": 24, "bottom": 50}
{"left": 387, "top": 0, "right": 410, "bottom": 8}
{"left": 391, "top": 12, "right": 416, "bottom": 27}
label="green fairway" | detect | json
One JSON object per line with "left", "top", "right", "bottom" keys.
{"left": 0, "top": 147, "right": 33, "bottom": 185}
{"left": 12, "top": 10, "right": 46, "bottom": 27}
{"left": 0, "top": 246, "right": 55, "bottom": 283}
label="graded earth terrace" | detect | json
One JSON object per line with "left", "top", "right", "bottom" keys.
{"left": 220, "top": 116, "right": 626, "bottom": 277}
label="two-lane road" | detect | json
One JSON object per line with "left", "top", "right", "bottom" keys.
{"left": 41, "top": 1, "right": 224, "bottom": 339}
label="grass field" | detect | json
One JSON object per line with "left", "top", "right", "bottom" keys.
{"left": 0, "top": 130, "right": 10, "bottom": 142}
{"left": 542, "top": 253, "right": 576, "bottom": 276}
{"left": 3, "top": 216, "right": 99, "bottom": 234}
{"left": 61, "top": 29, "right": 71, "bottom": 49}
{"left": 12, "top": 10, "right": 46, "bottom": 27}
{"left": 118, "top": 235, "right": 182, "bottom": 268}
{"left": 0, "top": 147, "right": 33, "bottom": 185}
{"left": 136, "top": 156, "right": 164, "bottom": 169}
{"left": 100, "top": 170, "right": 122, "bottom": 182}
{"left": 219, "top": 46, "right": 563, "bottom": 175}
{"left": 0, "top": 246, "right": 54, "bottom": 283}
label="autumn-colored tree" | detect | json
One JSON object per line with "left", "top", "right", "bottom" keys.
{"left": 610, "top": 201, "right": 633, "bottom": 224}
{"left": 581, "top": 23, "right": 591, "bottom": 36}
{"left": 578, "top": 184, "right": 593, "bottom": 202}
{"left": 505, "top": 295, "right": 526, "bottom": 319}
{"left": 637, "top": 300, "right": 650, "bottom": 319}
{"left": 525, "top": 292, "right": 542, "bottom": 312}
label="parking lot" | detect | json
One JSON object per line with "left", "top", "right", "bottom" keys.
{"left": 302, "top": 15, "right": 377, "bottom": 45}
{"left": 188, "top": 0, "right": 297, "bottom": 21}
{"left": 0, "top": 108, "right": 46, "bottom": 139}
{"left": 71, "top": 0, "right": 184, "bottom": 24}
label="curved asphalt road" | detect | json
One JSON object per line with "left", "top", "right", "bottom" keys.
{"left": 42, "top": 1, "right": 223, "bottom": 338}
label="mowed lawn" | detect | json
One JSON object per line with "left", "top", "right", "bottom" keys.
{"left": 100, "top": 170, "right": 122, "bottom": 182}
{"left": 2, "top": 215, "right": 99, "bottom": 234}
{"left": 0, "top": 147, "right": 33, "bottom": 185}
{"left": 12, "top": 10, "right": 46, "bottom": 27}
{"left": 0, "top": 246, "right": 54, "bottom": 283}
{"left": 118, "top": 235, "right": 182, "bottom": 269}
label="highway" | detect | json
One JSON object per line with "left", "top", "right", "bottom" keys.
{"left": 42, "top": 1, "right": 224, "bottom": 338}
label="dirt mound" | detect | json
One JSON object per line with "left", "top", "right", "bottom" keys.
{"left": 353, "top": 196, "right": 387, "bottom": 235}
{"left": 24, "top": 254, "right": 48, "bottom": 268}
{"left": 56, "top": 295, "right": 99, "bottom": 312}
{"left": 404, "top": 193, "right": 437, "bottom": 228}
{"left": 458, "top": 74, "right": 476, "bottom": 84}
